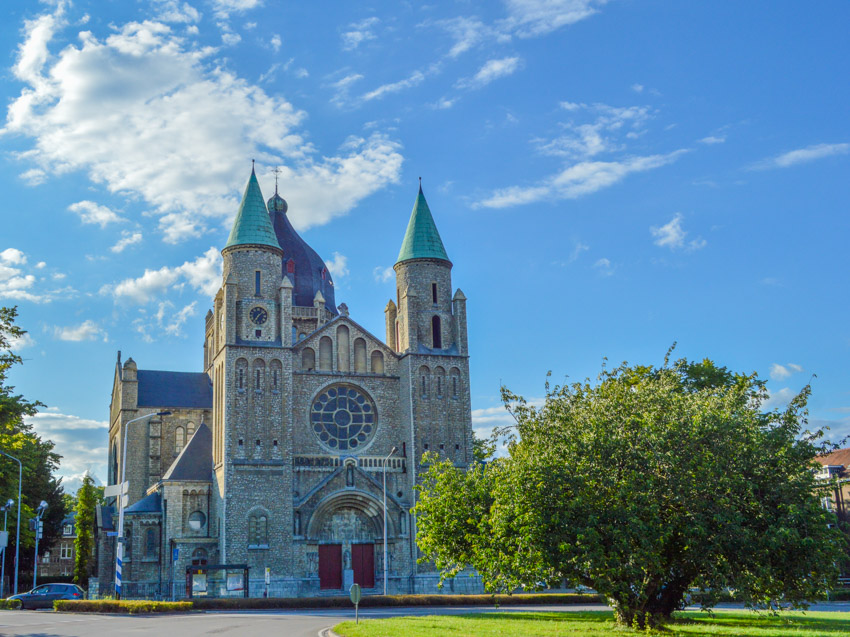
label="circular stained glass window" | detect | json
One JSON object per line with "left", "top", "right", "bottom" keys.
{"left": 311, "top": 385, "right": 376, "bottom": 451}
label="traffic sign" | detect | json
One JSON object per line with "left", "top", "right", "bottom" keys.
{"left": 349, "top": 583, "right": 362, "bottom": 624}
{"left": 0, "top": 531, "right": 7, "bottom": 550}
{"left": 104, "top": 481, "right": 129, "bottom": 498}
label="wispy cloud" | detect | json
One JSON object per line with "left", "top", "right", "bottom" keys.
{"left": 456, "top": 56, "right": 522, "bottom": 89}
{"left": 341, "top": 17, "right": 379, "bottom": 51}
{"left": 770, "top": 362, "right": 803, "bottom": 381}
{"left": 751, "top": 143, "right": 849, "bottom": 170}
{"left": 650, "top": 213, "right": 706, "bottom": 251}
{"left": 110, "top": 231, "right": 143, "bottom": 253}
{"left": 373, "top": 266, "right": 394, "bottom": 283}
{"left": 54, "top": 320, "right": 107, "bottom": 342}
{"left": 593, "top": 257, "right": 614, "bottom": 276}
{"left": 134, "top": 301, "right": 197, "bottom": 341}
{"left": 0, "top": 248, "right": 71, "bottom": 303}
{"left": 27, "top": 408, "right": 109, "bottom": 484}
{"left": 479, "top": 150, "right": 686, "bottom": 208}
{"left": 362, "top": 70, "right": 426, "bottom": 101}
{"left": 502, "top": 0, "right": 608, "bottom": 38}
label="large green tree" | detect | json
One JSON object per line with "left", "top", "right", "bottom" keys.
{"left": 414, "top": 353, "right": 845, "bottom": 628}
{"left": 0, "top": 306, "right": 66, "bottom": 583}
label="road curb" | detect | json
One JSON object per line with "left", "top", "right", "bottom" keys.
{"left": 318, "top": 628, "right": 340, "bottom": 637}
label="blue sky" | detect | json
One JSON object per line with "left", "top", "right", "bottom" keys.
{"left": 1, "top": 0, "right": 848, "bottom": 491}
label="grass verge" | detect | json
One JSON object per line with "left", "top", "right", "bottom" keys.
{"left": 333, "top": 610, "right": 850, "bottom": 636}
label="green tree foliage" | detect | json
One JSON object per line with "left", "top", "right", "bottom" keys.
{"left": 0, "top": 306, "right": 66, "bottom": 578}
{"left": 73, "top": 473, "right": 98, "bottom": 583}
{"left": 414, "top": 353, "right": 846, "bottom": 628}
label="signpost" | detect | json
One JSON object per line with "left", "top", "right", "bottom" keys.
{"left": 104, "top": 480, "right": 129, "bottom": 597}
{"left": 349, "top": 583, "right": 362, "bottom": 624}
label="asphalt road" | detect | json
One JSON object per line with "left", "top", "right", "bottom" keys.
{"left": 1, "top": 602, "right": 849, "bottom": 637}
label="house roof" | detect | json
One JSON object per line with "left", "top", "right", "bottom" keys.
{"left": 815, "top": 447, "right": 850, "bottom": 468}
{"left": 136, "top": 370, "right": 212, "bottom": 408}
{"left": 162, "top": 421, "right": 212, "bottom": 482}
{"left": 125, "top": 492, "right": 161, "bottom": 514}
{"left": 396, "top": 185, "right": 450, "bottom": 265}
{"left": 224, "top": 167, "right": 281, "bottom": 251}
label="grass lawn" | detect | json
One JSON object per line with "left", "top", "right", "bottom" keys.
{"left": 333, "top": 610, "right": 850, "bottom": 636}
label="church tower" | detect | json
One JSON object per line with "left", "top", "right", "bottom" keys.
{"left": 212, "top": 166, "right": 292, "bottom": 567}
{"left": 391, "top": 185, "right": 473, "bottom": 471}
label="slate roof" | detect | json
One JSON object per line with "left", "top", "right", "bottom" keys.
{"left": 136, "top": 370, "right": 212, "bottom": 409}
{"left": 162, "top": 421, "right": 212, "bottom": 482}
{"left": 396, "top": 185, "right": 450, "bottom": 265}
{"left": 124, "top": 492, "right": 161, "bottom": 514}
{"left": 268, "top": 191, "right": 337, "bottom": 314}
{"left": 225, "top": 168, "right": 281, "bottom": 251}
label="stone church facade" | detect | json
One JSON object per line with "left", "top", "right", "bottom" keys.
{"left": 95, "top": 168, "right": 475, "bottom": 597}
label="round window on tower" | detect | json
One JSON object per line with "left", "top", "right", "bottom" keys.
{"left": 310, "top": 384, "right": 377, "bottom": 452}
{"left": 188, "top": 511, "right": 206, "bottom": 531}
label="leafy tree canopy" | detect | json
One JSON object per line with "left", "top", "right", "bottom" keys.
{"left": 414, "top": 351, "right": 846, "bottom": 628}
{"left": 0, "top": 306, "right": 66, "bottom": 578}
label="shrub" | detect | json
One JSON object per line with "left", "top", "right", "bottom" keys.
{"left": 0, "top": 599, "right": 22, "bottom": 610}
{"left": 54, "top": 600, "right": 192, "bottom": 614}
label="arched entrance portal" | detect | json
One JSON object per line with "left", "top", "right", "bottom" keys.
{"left": 307, "top": 493, "right": 389, "bottom": 590}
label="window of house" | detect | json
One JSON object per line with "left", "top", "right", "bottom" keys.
{"left": 60, "top": 544, "right": 73, "bottom": 560}
{"left": 63, "top": 524, "right": 74, "bottom": 536}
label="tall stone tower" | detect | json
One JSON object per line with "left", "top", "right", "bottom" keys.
{"left": 211, "top": 166, "right": 293, "bottom": 569}
{"left": 389, "top": 185, "right": 473, "bottom": 473}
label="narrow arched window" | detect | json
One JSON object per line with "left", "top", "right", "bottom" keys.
{"left": 187, "top": 422, "right": 196, "bottom": 439}
{"left": 255, "top": 369, "right": 261, "bottom": 390}
{"left": 431, "top": 315, "right": 442, "bottom": 349}
{"left": 370, "top": 350, "right": 384, "bottom": 374}
{"left": 319, "top": 336, "right": 333, "bottom": 371}
{"left": 249, "top": 514, "right": 268, "bottom": 546}
{"left": 145, "top": 528, "right": 156, "bottom": 558}
{"left": 255, "top": 271, "right": 261, "bottom": 296}
{"left": 238, "top": 368, "right": 244, "bottom": 390}
{"left": 175, "top": 426, "right": 185, "bottom": 454}
{"left": 302, "top": 347, "right": 316, "bottom": 371}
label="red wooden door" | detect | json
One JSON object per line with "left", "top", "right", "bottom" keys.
{"left": 319, "top": 544, "right": 342, "bottom": 590}
{"left": 352, "top": 543, "right": 375, "bottom": 589}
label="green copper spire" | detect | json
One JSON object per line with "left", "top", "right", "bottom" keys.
{"left": 396, "top": 184, "right": 450, "bottom": 264}
{"left": 225, "top": 166, "right": 281, "bottom": 251}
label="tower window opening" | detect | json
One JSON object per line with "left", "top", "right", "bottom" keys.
{"left": 437, "top": 377, "right": 442, "bottom": 396}
{"left": 424, "top": 443, "right": 429, "bottom": 450}
{"left": 255, "top": 329, "right": 261, "bottom": 338}
{"left": 255, "top": 369, "right": 261, "bottom": 389}
{"left": 431, "top": 315, "right": 442, "bottom": 349}
{"left": 273, "top": 439, "right": 278, "bottom": 447}
{"left": 255, "top": 271, "right": 261, "bottom": 296}
{"left": 238, "top": 439, "right": 244, "bottom": 446}
{"left": 421, "top": 375, "right": 427, "bottom": 398}
{"left": 432, "top": 283, "right": 437, "bottom": 304}
{"left": 452, "top": 376, "right": 458, "bottom": 397}
{"left": 238, "top": 369, "right": 244, "bottom": 390}
{"left": 256, "top": 439, "right": 261, "bottom": 446}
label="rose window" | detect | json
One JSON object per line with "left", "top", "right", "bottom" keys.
{"left": 311, "top": 385, "right": 376, "bottom": 451}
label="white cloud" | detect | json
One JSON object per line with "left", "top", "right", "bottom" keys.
{"left": 212, "top": 0, "right": 263, "bottom": 19}
{"left": 569, "top": 241, "right": 589, "bottom": 262}
{"left": 373, "top": 266, "right": 394, "bottom": 283}
{"left": 341, "top": 17, "right": 379, "bottom": 51}
{"left": 270, "top": 34, "right": 281, "bottom": 52}
{"left": 769, "top": 362, "right": 803, "bottom": 381}
{"left": 362, "top": 71, "right": 426, "bottom": 101}
{"left": 110, "top": 231, "right": 143, "bottom": 253}
{"left": 20, "top": 168, "right": 47, "bottom": 184}
{"left": 68, "top": 200, "right": 124, "bottom": 227}
{"left": 1, "top": 248, "right": 27, "bottom": 265}
{"left": 325, "top": 252, "right": 349, "bottom": 279}
{"left": 456, "top": 56, "right": 522, "bottom": 89}
{"left": 700, "top": 135, "right": 726, "bottom": 145}
{"left": 134, "top": 300, "right": 198, "bottom": 341}
{"left": 752, "top": 143, "right": 849, "bottom": 170}
{"left": 650, "top": 213, "right": 706, "bottom": 251}
{"left": 631, "top": 83, "right": 644, "bottom": 93}
{"left": 26, "top": 408, "right": 109, "bottom": 484}
{"left": 501, "top": 0, "right": 607, "bottom": 38}
{"left": 105, "top": 246, "right": 222, "bottom": 304}
{"left": 54, "top": 320, "right": 107, "bottom": 342}
{"left": 763, "top": 386, "right": 796, "bottom": 411}
{"left": 8, "top": 331, "right": 36, "bottom": 350}
{"left": 593, "top": 257, "right": 614, "bottom": 276}
{"left": 5, "top": 7, "right": 402, "bottom": 244}
{"left": 153, "top": 0, "right": 201, "bottom": 23}
{"left": 479, "top": 150, "right": 686, "bottom": 208}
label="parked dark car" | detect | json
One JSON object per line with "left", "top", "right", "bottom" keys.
{"left": 8, "top": 583, "right": 85, "bottom": 609}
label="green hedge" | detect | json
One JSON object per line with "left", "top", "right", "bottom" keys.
{"left": 54, "top": 600, "right": 192, "bottom": 614}
{"left": 0, "top": 599, "right": 22, "bottom": 610}
{"left": 191, "top": 593, "right": 603, "bottom": 611}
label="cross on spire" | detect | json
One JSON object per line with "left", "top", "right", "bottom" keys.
{"left": 273, "top": 166, "right": 282, "bottom": 194}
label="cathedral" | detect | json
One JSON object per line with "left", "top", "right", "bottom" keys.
{"left": 94, "top": 167, "right": 475, "bottom": 598}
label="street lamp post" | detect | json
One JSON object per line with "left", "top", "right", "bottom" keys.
{"left": 32, "top": 500, "right": 47, "bottom": 589}
{"left": 0, "top": 450, "right": 22, "bottom": 595}
{"left": 382, "top": 446, "right": 397, "bottom": 596}
{"left": 114, "top": 411, "right": 170, "bottom": 599}
{"left": 1, "top": 498, "right": 13, "bottom": 598}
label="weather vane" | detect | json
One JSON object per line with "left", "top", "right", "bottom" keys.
{"left": 273, "top": 166, "right": 281, "bottom": 193}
